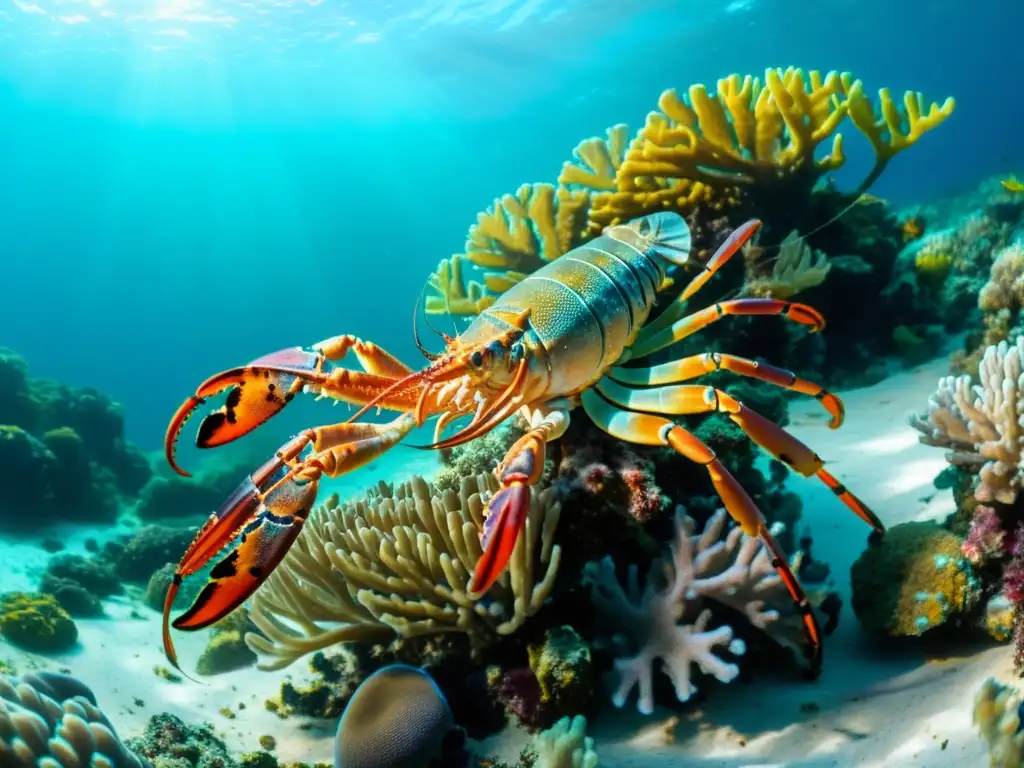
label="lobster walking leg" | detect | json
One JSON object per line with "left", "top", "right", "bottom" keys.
{"left": 162, "top": 414, "right": 415, "bottom": 674}
{"left": 580, "top": 389, "right": 823, "bottom": 675}
{"left": 628, "top": 298, "right": 825, "bottom": 360}
{"left": 642, "top": 219, "right": 762, "bottom": 338}
{"left": 470, "top": 401, "right": 571, "bottom": 595}
{"left": 608, "top": 352, "right": 844, "bottom": 429}
{"left": 593, "top": 379, "right": 884, "bottom": 532}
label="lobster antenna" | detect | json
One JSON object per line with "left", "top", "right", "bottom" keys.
{"left": 412, "top": 283, "right": 440, "bottom": 361}
{"left": 754, "top": 170, "right": 882, "bottom": 254}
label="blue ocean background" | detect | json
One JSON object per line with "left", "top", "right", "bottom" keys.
{"left": 0, "top": 0, "right": 1019, "bottom": 453}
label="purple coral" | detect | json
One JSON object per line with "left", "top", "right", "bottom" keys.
{"left": 963, "top": 506, "right": 1009, "bottom": 565}
{"left": 489, "top": 666, "right": 544, "bottom": 729}
{"left": 557, "top": 421, "right": 668, "bottom": 525}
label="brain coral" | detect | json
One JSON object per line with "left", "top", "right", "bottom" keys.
{"left": 0, "top": 671, "right": 149, "bottom": 768}
{"left": 334, "top": 664, "right": 452, "bottom": 768}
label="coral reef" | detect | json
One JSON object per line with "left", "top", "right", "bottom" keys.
{"left": 334, "top": 664, "right": 453, "bottom": 768}
{"left": 850, "top": 521, "right": 980, "bottom": 637}
{"left": 586, "top": 507, "right": 829, "bottom": 714}
{"left": 0, "top": 592, "right": 78, "bottom": 652}
{"left": 0, "top": 348, "right": 153, "bottom": 527}
{"left": 0, "top": 671, "right": 148, "bottom": 767}
{"left": 428, "top": 67, "right": 954, "bottom": 318}
{"left": 974, "top": 677, "right": 1024, "bottom": 767}
{"left": 911, "top": 339, "right": 1024, "bottom": 505}
{"left": 245, "top": 473, "right": 561, "bottom": 670}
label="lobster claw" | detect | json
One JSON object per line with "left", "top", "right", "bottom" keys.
{"left": 165, "top": 346, "right": 328, "bottom": 477}
{"left": 161, "top": 432, "right": 317, "bottom": 674}
{"left": 172, "top": 479, "right": 315, "bottom": 631}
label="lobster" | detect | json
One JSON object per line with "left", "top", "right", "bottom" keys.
{"left": 159, "top": 211, "right": 885, "bottom": 677}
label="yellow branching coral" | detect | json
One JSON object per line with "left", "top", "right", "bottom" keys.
{"left": 245, "top": 473, "right": 562, "bottom": 670}
{"left": 429, "top": 66, "right": 954, "bottom": 317}
{"left": 744, "top": 229, "right": 831, "bottom": 299}
{"left": 427, "top": 183, "right": 590, "bottom": 316}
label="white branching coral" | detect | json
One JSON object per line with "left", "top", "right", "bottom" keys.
{"left": 910, "top": 338, "right": 1024, "bottom": 504}
{"left": 586, "top": 507, "right": 815, "bottom": 714}
{"left": 245, "top": 473, "right": 561, "bottom": 670}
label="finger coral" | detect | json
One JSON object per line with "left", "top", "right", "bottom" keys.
{"left": 245, "top": 473, "right": 562, "bottom": 670}
{"left": 0, "top": 671, "right": 149, "bottom": 768}
{"left": 429, "top": 67, "right": 954, "bottom": 319}
{"left": 911, "top": 338, "right": 1024, "bottom": 504}
{"left": 586, "top": 506, "right": 820, "bottom": 714}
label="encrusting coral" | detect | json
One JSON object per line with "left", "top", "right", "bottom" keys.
{"left": 427, "top": 67, "right": 954, "bottom": 317}
{"left": 0, "top": 592, "right": 78, "bottom": 652}
{"left": 245, "top": 473, "right": 561, "bottom": 670}
{"left": 849, "top": 521, "right": 980, "bottom": 637}
{"left": 0, "top": 671, "right": 149, "bottom": 768}
{"left": 585, "top": 506, "right": 826, "bottom": 714}
{"left": 911, "top": 338, "right": 1024, "bottom": 505}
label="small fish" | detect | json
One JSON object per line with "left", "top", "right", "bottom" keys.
{"left": 1001, "top": 175, "right": 1024, "bottom": 193}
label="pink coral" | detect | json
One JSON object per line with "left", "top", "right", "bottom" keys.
{"left": 964, "top": 506, "right": 1009, "bottom": 565}
{"left": 490, "top": 666, "right": 544, "bottom": 730}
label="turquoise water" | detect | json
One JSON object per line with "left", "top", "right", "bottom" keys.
{"left": 0, "top": 0, "right": 1017, "bottom": 448}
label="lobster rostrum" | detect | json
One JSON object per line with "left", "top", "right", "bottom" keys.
{"left": 160, "top": 211, "right": 885, "bottom": 677}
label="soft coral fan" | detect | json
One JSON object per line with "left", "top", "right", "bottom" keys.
{"left": 586, "top": 506, "right": 815, "bottom": 714}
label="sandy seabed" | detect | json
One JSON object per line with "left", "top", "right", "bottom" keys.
{"left": 0, "top": 357, "right": 1011, "bottom": 767}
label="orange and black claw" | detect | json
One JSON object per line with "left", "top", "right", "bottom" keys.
{"left": 172, "top": 479, "right": 316, "bottom": 633}
{"left": 164, "top": 346, "right": 327, "bottom": 476}
{"left": 469, "top": 482, "right": 531, "bottom": 595}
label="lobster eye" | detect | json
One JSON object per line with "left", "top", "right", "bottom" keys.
{"left": 470, "top": 350, "right": 484, "bottom": 368}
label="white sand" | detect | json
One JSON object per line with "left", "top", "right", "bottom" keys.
{"left": 0, "top": 357, "right": 1012, "bottom": 767}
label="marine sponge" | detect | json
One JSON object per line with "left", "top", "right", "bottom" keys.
{"left": 586, "top": 507, "right": 822, "bottom": 714}
{"left": 334, "top": 664, "right": 452, "bottom": 768}
{"left": 246, "top": 473, "right": 561, "bottom": 670}
{"left": 974, "top": 677, "right": 1024, "bottom": 767}
{"left": 911, "top": 338, "right": 1024, "bottom": 504}
{"left": 850, "top": 521, "right": 980, "bottom": 636}
{"left": 0, "top": 592, "right": 78, "bottom": 652}
{"left": 0, "top": 671, "right": 149, "bottom": 768}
